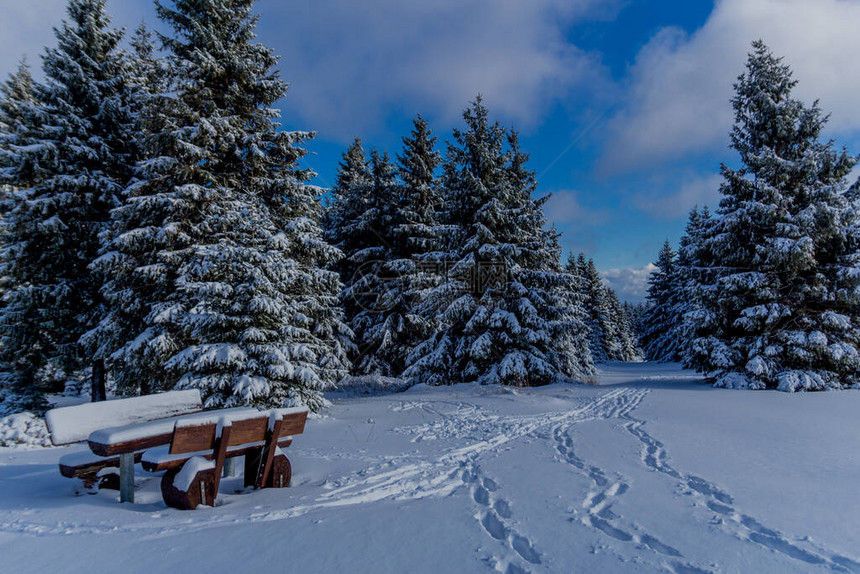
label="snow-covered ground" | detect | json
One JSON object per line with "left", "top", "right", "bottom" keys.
{"left": 1, "top": 363, "right": 858, "bottom": 574}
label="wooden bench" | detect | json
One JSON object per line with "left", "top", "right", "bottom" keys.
{"left": 45, "top": 390, "right": 203, "bottom": 493}
{"left": 141, "top": 407, "right": 308, "bottom": 510}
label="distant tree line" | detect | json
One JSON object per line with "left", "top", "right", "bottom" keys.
{"left": 0, "top": 0, "right": 635, "bottom": 415}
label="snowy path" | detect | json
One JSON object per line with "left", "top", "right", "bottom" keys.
{"left": 1, "top": 363, "right": 859, "bottom": 573}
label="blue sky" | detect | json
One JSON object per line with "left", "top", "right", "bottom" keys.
{"left": 3, "top": 0, "right": 860, "bottom": 302}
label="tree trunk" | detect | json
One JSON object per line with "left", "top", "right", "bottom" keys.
{"left": 91, "top": 359, "right": 106, "bottom": 402}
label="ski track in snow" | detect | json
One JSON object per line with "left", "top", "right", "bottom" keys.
{"left": 619, "top": 409, "right": 860, "bottom": 573}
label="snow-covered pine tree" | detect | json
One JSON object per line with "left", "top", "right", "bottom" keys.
{"left": 0, "top": 60, "right": 46, "bottom": 412}
{"left": 674, "top": 205, "right": 714, "bottom": 367}
{"left": 571, "top": 254, "right": 603, "bottom": 362}
{"left": 333, "top": 117, "right": 444, "bottom": 380}
{"left": 406, "top": 98, "right": 593, "bottom": 386}
{"left": 577, "top": 255, "right": 637, "bottom": 362}
{"left": 604, "top": 286, "right": 638, "bottom": 360}
{"left": 396, "top": 115, "right": 442, "bottom": 254}
{"left": 640, "top": 240, "right": 680, "bottom": 361}
{"left": 126, "top": 22, "right": 166, "bottom": 148}
{"left": 690, "top": 41, "right": 860, "bottom": 391}
{"left": 0, "top": 0, "right": 132, "bottom": 411}
{"left": 324, "top": 138, "right": 371, "bottom": 267}
{"left": 562, "top": 252, "right": 593, "bottom": 353}
{"left": 88, "top": 0, "right": 349, "bottom": 410}
{"left": 338, "top": 149, "right": 402, "bottom": 375}
{"left": 623, "top": 301, "right": 648, "bottom": 340}
{"left": 380, "top": 115, "right": 444, "bottom": 376}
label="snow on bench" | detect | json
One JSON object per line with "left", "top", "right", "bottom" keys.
{"left": 87, "top": 406, "right": 257, "bottom": 454}
{"left": 45, "top": 390, "right": 203, "bottom": 446}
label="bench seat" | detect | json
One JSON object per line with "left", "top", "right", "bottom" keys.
{"left": 58, "top": 450, "right": 143, "bottom": 488}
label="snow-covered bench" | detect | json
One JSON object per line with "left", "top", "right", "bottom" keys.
{"left": 140, "top": 407, "right": 308, "bottom": 510}
{"left": 45, "top": 390, "right": 203, "bottom": 492}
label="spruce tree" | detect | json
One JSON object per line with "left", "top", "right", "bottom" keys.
{"left": 674, "top": 206, "right": 714, "bottom": 367}
{"left": 332, "top": 117, "right": 444, "bottom": 380}
{"left": 89, "top": 0, "right": 349, "bottom": 409}
{"left": 0, "top": 60, "right": 44, "bottom": 412}
{"left": 324, "top": 137, "right": 371, "bottom": 267}
{"left": 384, "top": 115, "right": 444, "bottom": 375}
{"left": 690, "top": 41, "right": 860, "bottom": 391}
{"left": 640, "top": 240, "right": 679, "bottom": 361}
{"left": 577, "top": 255, "right": 637, "bottom": 362}
{"left": 0, "top": 0, "right": 132, "bottom": 410}
{"left": 406, "top": 99, "right": 593, "bottom": 386}
{"left": 339, "top": 150, "right": 402, "bottom": 375}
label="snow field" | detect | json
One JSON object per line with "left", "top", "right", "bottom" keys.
{"left": 1, "top": 362, "right": 858, "bottom": 573}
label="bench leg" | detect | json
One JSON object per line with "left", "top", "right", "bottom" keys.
{"left": 161, "top": 465, "right": 217, "bottom": 510}
{"left": 266, "top": 451, "right": 291, "bottom": 489}
{"left": 119, "top": 453, "right": 135, "bottom": 503}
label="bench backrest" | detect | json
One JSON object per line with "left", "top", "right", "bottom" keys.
{"left": 169, "top": 422, "right": 218, "bottom": 455}
{"left": 166, "top": 408, "right": 309, "bottom": 455}
{"left": 276, "top": 407, "right": 308, "bottom": 438}
{"left": 45, "top": 390, "right": 203, "bottom": 446}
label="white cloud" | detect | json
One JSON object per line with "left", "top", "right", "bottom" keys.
{"left": 0, "top": 1, "right": 155, "bottom": 82}
{"left": 601, "top": 263, "right": 656, "bottom": 304}
{"left": 263, "top": 0, "right": 614, "bottom": 139}
{"left": 633, "top": 173, "right": 722, "bottom": 220}
{"left": 0, "top": 0, "right": 66, "bottom": 77}
{"left": 602, "top": 0, "right": 860, "bottom": 173}
{"left": 543, "top": 189, "right": 608, "bottom": 226}
{"left": 0, "top": 1, "right": 616, "bottom": 142}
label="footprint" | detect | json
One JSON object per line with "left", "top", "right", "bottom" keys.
{"left": 587, "top": 514, "right": 633, "bottom": 542}
{"left": 640, "top": 534, "right": 682, "bottom": 557}
{"left": 606, "top": 482, "right": 628, "bottom": 496}
{"left": 511, "top": 533, "right": 541, "bottom": 564}
{"left": 672, "top": 562, "right": 714, "bottom": 574}
{"left": 494, "top": 499, "right": 512, "bottom": 519}
{"left": 482, "top": 511, "right": 508, "bottom": 541}
{"left": 505, "top": 563, "right": 530, "bottom": 574}
{"left": 739, "top": 515, "right": 779, "bottom": 538}
{"left": 832, "top": 555, "right": 860, "bottom": 573}
{"left": 474, "top": 486, "right": 490, "bottom": 506}
{"left": 483, "top": 477, "right": 499, "bottom": 492}
{"left": 706, "top": 501, "right": 733, "bottom": 516}
{"left": 747, "top": 532, "right": 826, "bottom": 565}
{"left": 687, "top": 476, "right": 733, "bottom": 505}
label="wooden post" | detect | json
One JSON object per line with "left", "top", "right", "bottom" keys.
{"left": 91, "top": 359, "right": 106, "bottom": 403}
{"left": 119, "top": 452, "right": 134, "bottom": 503}
{"left": 256, "top": 418, "right": 283, "bottom": 489}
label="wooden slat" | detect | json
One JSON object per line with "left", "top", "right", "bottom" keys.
{"left": 278, "top": 411, "right": 308, "bottom": 438}
{"left": 169, "top": 422, "right": 217, "bottom": 455}
{"left": 59, "top": 452, "right": 144, "bottom": 478}
{"left": 89, "top": 433, "right": 173, "bottom": 457}
{"left": 226, "top": 417, "right": 268, "bottom": 447}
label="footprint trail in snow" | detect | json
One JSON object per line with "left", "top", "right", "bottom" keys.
{"left": 462, "top": 462, "right": 541, "bottom": 574}
{"left": 552, "top": 389, "right": 713, "bottom": 574}
{"left": 621, "top": 408, "right": 860, "bottom": 573}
